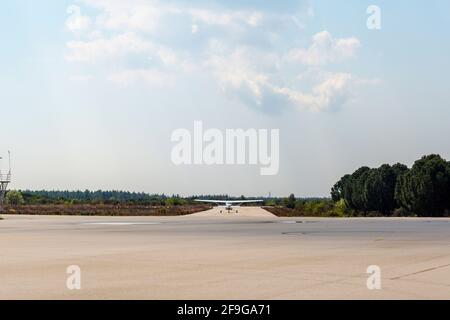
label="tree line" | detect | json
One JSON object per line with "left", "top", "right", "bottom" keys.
{"left": 5, "top": 155, "right": 450, "bottom": 217}
{"left": 14, "top": 190, "right": 173, "bottom": 205}
{"left": 331, "top": 154, "right": 450, "bottom": 216}
{"left": 5, "top": 190, "right": 268, "bottom": 206}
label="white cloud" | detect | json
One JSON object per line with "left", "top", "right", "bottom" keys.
{"left": 205, "top": 42, "right": 371, "bottom": 112}
{"left": 66, "top": 32, "right": 151, "bottom": 62}
{"left": 247, "top": 12, "right": 263, "bottom": 27}
{"left": 65, "top": 30, "right": 193, "bottom": 89}
{"left": 208, "top": 55, "right": 269, "bottom": 105}
{"left": 189, "top": 9, "right": 259, "bottom": 27}
{"left": 108, "top": 69, "right": 175, "bottom": 87}
{"left": 273, "top": 73, "right": 354, "bottom": 112}
{"left": 205, "top": 44, "right": 280, "bottom": 106}
{"left": 81, "top": 0, "right": 263, "bottom": 33}
{"left": 208, "top": 50, "right": 356, "bottom": 112}
{"left": 65, "top": 32, "right": 190, "bottom": 70}
{"left": 66, "top": 5, "right": 91, "bottom": 33}
{"left": 287, "top": 31, "right": 361, "bottom": 66}
{"left": 65, "top": 2, "right": 376, "bottom": 112}
{"left": 85, "top": 0, "right": 175, "bottom": 33}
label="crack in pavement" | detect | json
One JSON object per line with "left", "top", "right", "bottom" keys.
{"left": 390, "top": 263, "right": 450, "bottom": 280}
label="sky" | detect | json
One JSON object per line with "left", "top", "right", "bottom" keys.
{"left": 1, "top": 0, "right": 450, "bottom": 197}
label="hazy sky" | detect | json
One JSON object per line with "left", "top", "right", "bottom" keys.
{"left": 1, "top": 0, "right": 450, "bottom": 197}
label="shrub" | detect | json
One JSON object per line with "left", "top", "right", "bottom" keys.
{"left": 5, "top": 190, "right": 25, "bottom": 206}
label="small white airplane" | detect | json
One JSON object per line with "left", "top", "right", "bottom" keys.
{"left": 194, "top": 199, "right": 264, "bottom": 213}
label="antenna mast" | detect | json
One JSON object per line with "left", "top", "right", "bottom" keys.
{"left": 0, "top": 152, "right": 12, "bottom": 210}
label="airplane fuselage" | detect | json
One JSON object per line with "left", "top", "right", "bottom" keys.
{"left": 194, "top": 199, "right": 264, "bottom": 213}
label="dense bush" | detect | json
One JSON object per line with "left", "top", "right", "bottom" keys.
{"left": 5, "top": 190, "right": 25, "bottom": 206}
{"left": 266, "top": 197, "right": 349, "bottom": 217}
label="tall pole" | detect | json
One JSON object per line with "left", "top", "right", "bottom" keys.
{"left": 0, "top": 153, "right": 11, "bottom": 211}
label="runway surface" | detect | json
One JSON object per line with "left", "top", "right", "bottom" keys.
{"left": 1, "top": 207, "right": 450, "bottom": 299}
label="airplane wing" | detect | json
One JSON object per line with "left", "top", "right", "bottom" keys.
{"left": 194, "top": 200, "right": 229, "bottom": 204}
{"left": 225, "top": 200, "right": 264, "bottom": 203}
{"left": 194, "top": 199, "right": 263, "bottom": 204}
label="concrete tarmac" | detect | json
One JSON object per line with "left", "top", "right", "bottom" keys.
{"left": 1, "top": 207, "right": 449, "bottom": 299}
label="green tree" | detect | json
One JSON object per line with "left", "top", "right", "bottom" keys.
{"left": 166, "top": 197, "right": 183, "bottom": 206}
{"left": 331, "top": 174, "right": 350, "bottom": 202}
{"left": 395, "top": 155, "right": 450, "bottom": 216}
{"left": 346, "top": 167, "right": 370, "bottom": 210}
{"left": 362, "top": 164, "right": 405, "bottom": 214}
{"left": 6, "top": 190, "right": 25, "bottom": 206}
{"left": 284, "top": 194, "right": 296, "bottom": 209}
{"left": 332, "top": 163, "right": 408, "bottom": 214}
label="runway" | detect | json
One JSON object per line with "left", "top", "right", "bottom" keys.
{"left": 1, "top": 207, "right": 450, "bottom": 299}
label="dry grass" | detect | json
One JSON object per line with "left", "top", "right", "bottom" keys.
{"left": 2, "top": 204, "right": 212, "bottom": 216}
{"left": 263, "top": 206, "right": 343, "bottom": 217}
{"left": 262, "top": 206, "right": 304, "bottom": 217}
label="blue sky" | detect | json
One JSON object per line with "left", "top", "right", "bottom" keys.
{"left": 1, "top": 0, "right": 450, "bottom": 197}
